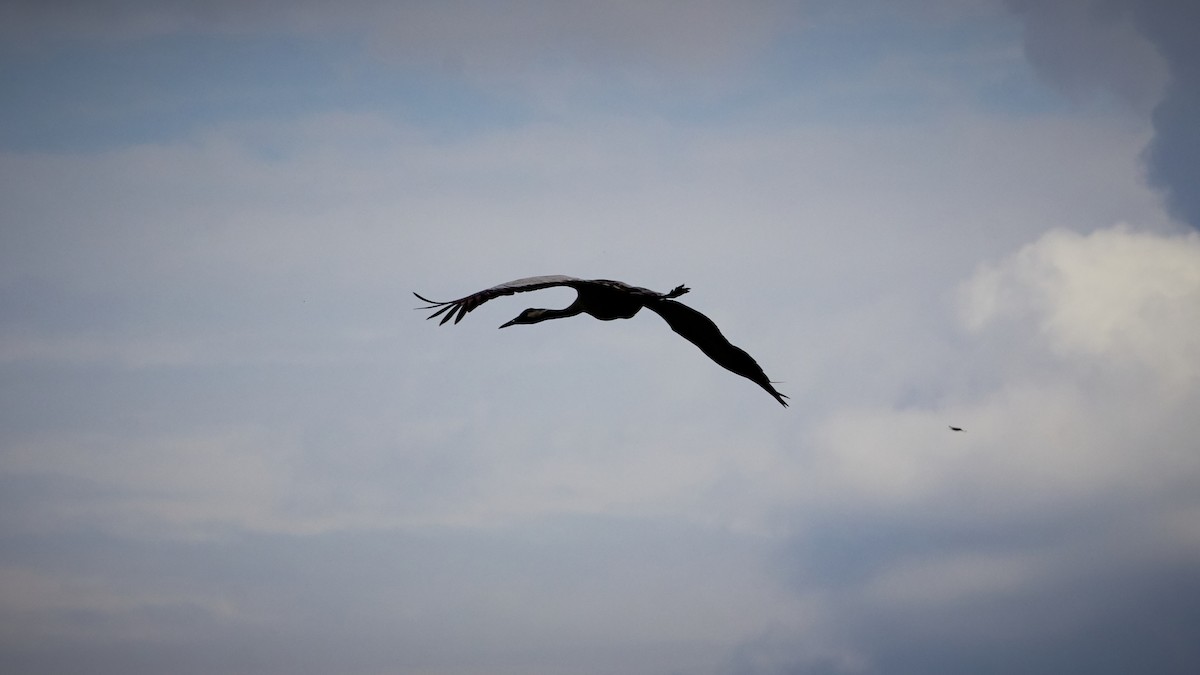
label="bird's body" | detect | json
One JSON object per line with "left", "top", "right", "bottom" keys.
{"left": 949, "top": 426, "right": 965, "bottom": 432}
{"left": 415, "top": 275, "right": 788, "bottom": 406}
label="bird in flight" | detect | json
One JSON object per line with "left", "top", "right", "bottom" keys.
{"left": 415, "top": 275, "right": 788, "bottom": 406}
{"left": 949, "top": 425, "right": 965, "bottom": 432}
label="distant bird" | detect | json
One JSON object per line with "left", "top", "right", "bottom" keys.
{"left": 415, "top": 275, "right": 788, "bottom": 406}
{"left": 949, "top": 426, "right": 965, "bottom": 432}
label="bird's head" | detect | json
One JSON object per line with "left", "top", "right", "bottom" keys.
{"left": 499, "top": 308, "right": 546, "bottom": 328}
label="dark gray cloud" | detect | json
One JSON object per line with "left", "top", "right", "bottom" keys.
{"left": 1131, "top": 0, "right": 1200, "bottom": 228}
{"left": 1006, "top": 0, "right": 1200, "bottom": 228}
{"left": 742, "top": 512, "right": 1200, "bottom": 675}
{"left": 1003, "top": 0, "right": 1166, "bottom": 112}
{"left": 737, "top": 576, "right": 1200, "bottom": 675}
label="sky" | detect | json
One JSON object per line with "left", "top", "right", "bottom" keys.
{"left": 1, "top": 1, "right": 1199, "bottom": 674}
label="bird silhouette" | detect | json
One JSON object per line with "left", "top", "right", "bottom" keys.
{"left": 415, "top": 275, "right": 788, "bottom": 406}
{"left": 949, "top": 426, "right": 965, "bottom": 432}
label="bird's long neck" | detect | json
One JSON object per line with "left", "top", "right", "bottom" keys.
{"left": 531, "top": 304, "right": 584, "bottom": 323}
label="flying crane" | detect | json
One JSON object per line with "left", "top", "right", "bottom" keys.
{"left": 415, "top": 275, "right": 788, "bottom": 406}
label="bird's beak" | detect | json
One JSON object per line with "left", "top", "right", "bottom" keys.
{"left": 498, "top": 319, "right": 517, "bottom": 329}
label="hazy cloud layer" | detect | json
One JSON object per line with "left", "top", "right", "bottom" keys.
{"left": 1, "top": 0, "right": 796, "bottom": 75}
{"left": 1, "top": 2, "right": 1197, "bottom": 674}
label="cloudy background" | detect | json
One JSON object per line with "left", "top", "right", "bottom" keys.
{"left": 2, "top": 1, "right": 1198, "bottom": 673}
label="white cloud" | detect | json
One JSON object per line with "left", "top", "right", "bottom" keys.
{"left": 735, "top": 226, "right": 1200, "bottom": 675}
{"left": 961, "top": 225, "right": 1200, "bottom": 386}
{"left": 830, "top": 226, "right": 1199, "bottom": 509}
{"left": 795, "top": 221, "right": 1200, "bottom": 587}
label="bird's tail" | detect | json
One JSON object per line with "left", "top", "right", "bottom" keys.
{"left": 665, "top": 284, "right": 690, "bottom": 299}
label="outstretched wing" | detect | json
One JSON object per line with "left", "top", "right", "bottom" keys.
{"left": 646, "top": 299, "right": 788, "bottom": 407}
{"left": 414, "top": 275, "right": 582, "bottom": 325}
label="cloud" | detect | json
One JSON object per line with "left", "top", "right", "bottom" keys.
{"left": 962, "top": 225, "right": 1200, "bottom": 385}
{"left": 1005, "top": 0, "right": 1200, "bottom": 228}
{"left": 831, "top": 226, "right": 1200, "bottom": 513}
{"left": 0, "top": 0, "right": 798, "bottom": 78}
{"left": 743, "top": 224, "right": 1200, "bottom": 674}
{"left": 1003, "top": 0, "right": 1167, "bottom": 112}
{"left": 1132, "top": 0, "right": 1200, "bottom": 228}
{"left": 364, "top": 1, "right": 795, "bottom": 76}
{"left": 2, "top": 7, "right": 1195, "bottom": 668}
{"left": 0, "top": 0, "right": 347, "bottom": 43}
{"left": 0, "top": 100, "right": 1170, "bottom": 545}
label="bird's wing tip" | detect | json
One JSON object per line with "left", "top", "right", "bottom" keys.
{"left": 413, "top": 291, "right": 447, "bottom": 309}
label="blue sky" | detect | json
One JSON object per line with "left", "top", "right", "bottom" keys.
{"left": 2, "top": 2, "right": 1199, "bottom": 674}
